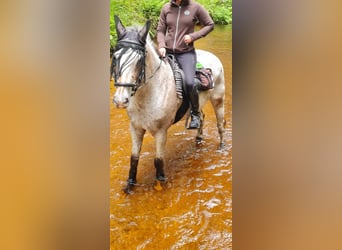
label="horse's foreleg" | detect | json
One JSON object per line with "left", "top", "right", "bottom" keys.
{"left": 154, "top": 130, "right": 167, "bottom": 182}
{"left": 127, "top": 155, "right": 139, "bottom": 186}
{"left": 124, "top": 127, "right": 145, "bottom": 193}
{"left": 154, "top": 158, "right": 166, "bottom": 181}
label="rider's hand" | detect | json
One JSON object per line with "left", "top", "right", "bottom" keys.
{"left": 159, "top": 47, "right": 166, "bottom": 58}
{"left": 184, "top": 35, "right": 192, "bottom": 45}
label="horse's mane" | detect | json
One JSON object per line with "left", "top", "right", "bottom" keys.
{"left": 145, "top": 34, "right": 160, "bottom": 61}
{"left": 125, "top": 25, "right": 141, "bottom": 32}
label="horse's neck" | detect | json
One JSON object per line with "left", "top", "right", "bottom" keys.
{"left": 145, "top": 40, "right": 174, "bottom": 83}
{"left": 135, "top": 40, "right": 175, "bottom": 103}
{"left": 131, "top": 39, "right": 179, "bottom": 114}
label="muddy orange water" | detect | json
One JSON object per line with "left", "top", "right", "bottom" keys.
{"left": 110, "top": 25, "right": 232, "bottom": 249}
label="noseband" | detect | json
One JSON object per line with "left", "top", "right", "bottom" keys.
{"left": 112, "top": 39, "right": 146, "bottom": 93}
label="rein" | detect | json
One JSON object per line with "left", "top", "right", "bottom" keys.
{"left": 145, "top": 57, "right": 162, "bottom": 81}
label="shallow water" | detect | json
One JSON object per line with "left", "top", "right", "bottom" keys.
{"left": 110, "top": 25, "right": 232, "bottom": 249}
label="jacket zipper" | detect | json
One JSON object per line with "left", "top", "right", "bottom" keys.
{"left": 173, "top": 6, "right": 181, "bottom": 53}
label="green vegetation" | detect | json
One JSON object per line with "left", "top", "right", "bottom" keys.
{"left": 110, "top": 0, "right": 232, "bottom": 48}
{"left": 197, "top": 0, "right": 232, "bottom": 25}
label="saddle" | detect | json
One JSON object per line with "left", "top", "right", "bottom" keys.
{"left": 167, "top": 56, "right": 215, "bottom": 95}
{"left": 195, "top": 63, "right": 215, "bottom": 91}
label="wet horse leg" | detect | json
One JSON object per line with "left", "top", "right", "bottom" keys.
{"left": 124, "top": 126, "right": 145, "bottom": 193}
{"left": 196, "top": 111, "right": 205, "bottom": 143}
{"left": 154, "top": 130, "right": 167, "bottom": 181}
{"left": 211, "top": 96, "right": 226, "bottom": 148}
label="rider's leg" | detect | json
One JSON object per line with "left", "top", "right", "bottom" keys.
{"left": 175, "top": 51, "right": 201, "bottom": 129}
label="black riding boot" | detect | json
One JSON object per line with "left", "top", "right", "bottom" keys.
{"left": 188, "top": 85, "right": 201, "bottom": 129}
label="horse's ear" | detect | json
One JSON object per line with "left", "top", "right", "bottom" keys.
{"left": 114, "top": 15, "right": 126, "bottom": 40}
{"left": 138, "top": 19, "right": 151, "bottom": 44}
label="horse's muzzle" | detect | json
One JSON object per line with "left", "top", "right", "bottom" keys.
{"left": 115, "top": 103, "right": 128, "bottom": 109}
{"left": 113, "top": 96, "right": 129, "bottom": 109}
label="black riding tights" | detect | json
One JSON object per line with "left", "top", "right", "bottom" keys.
{"left": 173, "top": 50, "right": 197, "bottom": 95}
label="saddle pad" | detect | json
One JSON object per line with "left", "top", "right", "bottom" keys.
{"left": 167, "top": 55, "right": 184, "bottom": 99}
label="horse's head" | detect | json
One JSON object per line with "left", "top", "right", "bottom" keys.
{"left": 112, "top": 16, "right": 151, "bottom": 108}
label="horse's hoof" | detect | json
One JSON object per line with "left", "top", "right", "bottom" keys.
{"left": 123, "top": 179, "right": 136, "bottom": 194}
{"left": 218, "top": 142, "right": 225, "bottom": 150}
{"left": 196, "top": 136, "right": 203, "bottom": 143}
{"left": 154, "top": 178, "right": 167, "bottom": 191}
{"left": 122, "top": 184, "right": 135, "bottom": 194}
{"left": 156, "top": 175, "right": 168, "bottom": 182}
{"left": 153, "top": 180, "right": 163, "bottom": 191}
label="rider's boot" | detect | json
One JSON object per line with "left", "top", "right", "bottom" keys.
{"left": 188, "top": 84, "right": 201, "bottom": 129}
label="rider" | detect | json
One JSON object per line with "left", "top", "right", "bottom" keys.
{"left": 157, "top": 0, "right": 214, "bottom": 129}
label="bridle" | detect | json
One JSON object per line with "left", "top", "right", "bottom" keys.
{"left": 112, "top": 39, "right": 146, "bottom": 93}
{"left": 111, "top": 37, "right": 162, "bottom": 95}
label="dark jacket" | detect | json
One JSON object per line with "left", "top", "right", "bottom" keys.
{"left": 157, "top": 0, "right": 214, "bottom": 54}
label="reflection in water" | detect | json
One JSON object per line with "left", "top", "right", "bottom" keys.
{"left": 110, "top": 25, "right": 232, "bottom": 249}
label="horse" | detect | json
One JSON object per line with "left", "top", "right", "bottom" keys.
{"left": 111, "top": 16, "right": 226, "bottom": 193}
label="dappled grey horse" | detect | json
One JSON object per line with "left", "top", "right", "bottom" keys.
{"left": 112, "top": 16, "right": 226, "bottom": 193}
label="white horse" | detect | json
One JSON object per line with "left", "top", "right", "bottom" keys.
{"left": 112, "top": 16, "right": 226, "bottom": 193}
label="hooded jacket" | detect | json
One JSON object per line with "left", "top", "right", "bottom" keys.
{"left": 157, "top": 0, "right": 214, "bottom": 54}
